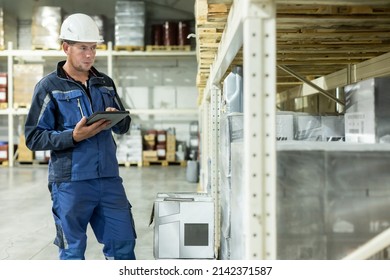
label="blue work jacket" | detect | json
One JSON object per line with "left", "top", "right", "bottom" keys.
{"left": 25, "top": 61, "right": 131, "bottom": 183}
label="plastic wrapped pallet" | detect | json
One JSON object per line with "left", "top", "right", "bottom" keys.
{"left": 219, "top": 113, "right": 243, "bottom": 178}
{"left": 115, "top": 1, "right": 145, "bottom": 47}
{"left": 219, "top": 113, "right": 243, "bottom": 258}
{"left": 31, "top": 6, "right": 62, "bottom": 50}
{"left": 17, "top": 19, "right": 32, "bottom": 50}
{"left": 344, "top": 77, "right": 390, "bottom": 143}
{"left": 0, "top": 7, "right": 17, "bottom": 50}
{"left": 276, "top": 111, "right": 294, "bottom": 141}
{"left": 277, "top": 141, "right": 390, "bottom": 259}
{"left": 285, "top": 111, "right": 345, "bottom": 142}
{"left": 0, "top": 8, "right": 3, "bottom": 49}
{"left": 228, "top": 141, "right": 390, "bottom": 259}
{"left": 90, "top": 15, "right": 106, "bottom": 43}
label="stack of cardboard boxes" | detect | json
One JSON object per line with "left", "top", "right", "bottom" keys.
{"left": 31, "top": 6, "right": 62, "bottom": 50}
{"left": 13, "top": 64, "right": 43, "bottom": 106}
{"left": 0, "top": 7, "right": 17, "bottom": 50}
{"left": 116, "top": 125, "right": 143, "bottom": 164}
{"left": 166, "top": 130, "right": 176, "bottom": 162}
{"left": 143, "top": 130, "right": 158, "bottom": 162}
{"left": 142, "top": 129, "right": 177, "bottom": 163}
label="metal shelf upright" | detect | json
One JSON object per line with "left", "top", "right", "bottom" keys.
{"left": 199, "top": 0, "right": 277, "bottom": 259}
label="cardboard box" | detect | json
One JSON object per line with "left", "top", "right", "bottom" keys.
{"left": 143, "top": 150, "right": 158, "bottom": 161}
{"left": 166, "top": 133, "right": 176, "bottom": 152}
{"left": 18, "top": 135, "right": 34, "bottom": 161}
{"left": 166, "top": 152, "right": 175, "bottom": 161}
{"left": 13, "top": 64, "right": 44, "bottom": 104}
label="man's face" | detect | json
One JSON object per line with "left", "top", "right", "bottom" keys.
{"left": 64, "top": 41, "right": 97, "bottom": 73}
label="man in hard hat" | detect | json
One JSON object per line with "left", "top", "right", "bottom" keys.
{"left": 24, "top": 13, "right": 136, "bottom": 260}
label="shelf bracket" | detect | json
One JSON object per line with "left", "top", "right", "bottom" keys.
{"left": 278, "top": 64, "right": 345, "bottom": 106}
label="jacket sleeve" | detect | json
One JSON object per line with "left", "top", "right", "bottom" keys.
{"left": 24, "top": 81, "right": 76, "bottom": 151}
{"left": 111, "top": 80, "right": 131, "bottom": 135}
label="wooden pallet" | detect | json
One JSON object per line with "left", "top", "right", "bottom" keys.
{"left": 32, "top": 45, "right": 60, "bottom": 51}
{"left": 119, "top": 161, "right": 143, "bottom": 167}
{"left": 114, "top": 45, "right": 145, "bottom": 51}
{"left": 96, "top": 44, "right": 107, "bottom": 50}
{"left": 0, "top": 160, "right": 9, "bottom": 166}
{"left": 143, "top": 160, "right": 187, "bottom": 167}
{"left": 13, "top": 103, "right": 30, "bottom": 109}
{"left": 0, "top": 102, "right": 7, "bottom": 109}
{"left": 17, "top": 160, "right": 49, "bottom": 165}
{"left": 146, "top": 45, "right": 191, "bottom": 52}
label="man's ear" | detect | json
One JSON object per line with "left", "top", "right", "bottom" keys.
{"left": 62, "top": 42, "right": 70, "bottom": 54}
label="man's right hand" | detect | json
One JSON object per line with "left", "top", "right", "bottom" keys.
{"left": 72, "top": 117, "right": 111, "bottom": 143}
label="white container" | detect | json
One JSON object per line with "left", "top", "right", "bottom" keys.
{"left": 153, "top": 192, "right": 214, "bottom": 259}
{"left": 223, "top": 65, "right": 243, "bottom": 113}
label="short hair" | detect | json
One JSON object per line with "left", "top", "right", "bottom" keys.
{"left": 61, "top": 40, "right": 77, "bottom": 45}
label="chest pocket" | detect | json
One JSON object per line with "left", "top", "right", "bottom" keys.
{"left": 99, "top": 86, "right": 116, "bottom": 109}
{"left": 54, "top": 90, "right": 85, "bottom": 128}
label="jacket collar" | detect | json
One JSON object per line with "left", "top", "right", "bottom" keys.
{"left": 56, "top": 60, "right": 102, "bottom": 80}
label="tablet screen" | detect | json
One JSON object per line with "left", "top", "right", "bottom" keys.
{"left": 86, "top": 111, "right": 130, "bottom": 130}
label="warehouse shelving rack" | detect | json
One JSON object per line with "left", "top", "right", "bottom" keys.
{"left": 198, "top": 0, "right": 277, "bottom": 259}
{"left": 0, "top": 41, "right": 198, "bottom": 167}
{"left": 198, "top": 0, "right": 390, "bottom": 260}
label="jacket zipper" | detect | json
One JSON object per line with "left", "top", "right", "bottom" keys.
{"left": 62, "top": 76, "right": 93, "bottom": 115}
{"left": 77, "top": 98, "right": 85, "bottom": 118}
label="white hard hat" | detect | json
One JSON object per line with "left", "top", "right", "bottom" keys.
{"left": 59, "top": 13, "right": 103, "bottom": 43}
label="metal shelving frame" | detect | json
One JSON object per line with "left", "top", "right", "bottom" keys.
{"left": 199, "top": 0, "right": 277, "bottom": 259}
{"left": 199, "top": 0, "right": 390, "bottom": 260}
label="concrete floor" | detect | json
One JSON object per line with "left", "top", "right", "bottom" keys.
{"left": 0, "top": 164, "right": 198, "bottom": 260}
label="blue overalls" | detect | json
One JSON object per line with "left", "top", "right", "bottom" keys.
{"left": 25, "top": 61, "right": 136, "bottom": 260}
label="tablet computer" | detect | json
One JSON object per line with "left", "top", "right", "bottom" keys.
{"left": 86, "top": 110, "right": 130, "bottom": 130}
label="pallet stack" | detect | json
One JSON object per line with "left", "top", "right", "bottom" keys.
{"left": 195, "top": 0, "right": 232, "bottom": 104}
{"left": 0, "top": 7, "right": 17, "bottom": 50}
{"left": 114, "top": 1, "right": 146, "bottom": 51}
{"left": 31, "top": 6, "right": 61, "bottom": 50}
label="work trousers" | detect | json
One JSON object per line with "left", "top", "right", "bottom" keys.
{"left": 50, "top": 177, "right": 137, "bottom": 260}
